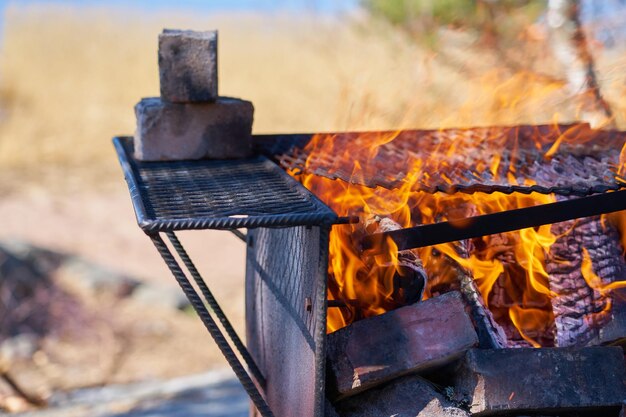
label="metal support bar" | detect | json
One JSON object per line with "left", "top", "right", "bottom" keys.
{"left": 165, "top": 232, "right": 265, "bottom": 387}
{"left": 229, "top": 229, "right": 247, "bottom": 243}
{"left": 149, "top": 233, "right": 275, "bottom": 417}
{"left": 362, "top": 189, "right": 626, "bottom": 252}
{"left": 314, "top": 226, "right": 330, "bottom": 417}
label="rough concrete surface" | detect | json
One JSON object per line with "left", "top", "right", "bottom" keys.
{"left": 159, "top": 29, "right": 218, "bottom": 103}
{"left": 134, "top": 97, "right": 254, "bottom": 161}
{"left": 326, "top": 291, "right": 478, "bottom": 399}
{"left": 453, "top": 346, "right": 626, "bottom": 416}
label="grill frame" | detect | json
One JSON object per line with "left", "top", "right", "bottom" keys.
{"left": 246, "top": 225, "right": 330, "bottom": 417}
{"left": 114, "top": 136, "right": 339, "bottom": 417}
{"left": 114, "top": 126, "right": 626, "bottom": 417}
{"left": 361, "top": 188, "right": 626, "bottom": 251}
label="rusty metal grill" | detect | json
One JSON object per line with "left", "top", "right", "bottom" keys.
{"left": 113, "top": 136, "right": 339, "bottom": 417}
{"left": 246, "top": 225, "right": 330, "bottom": 417}
{"left": 257, "top": 124, "right": 626, "bottom": 196}
{"left": 115, "top": 125, "right": 626, "bottom": 417}
{"left": 114, "top": 136, "right": 337, "bottom": 233}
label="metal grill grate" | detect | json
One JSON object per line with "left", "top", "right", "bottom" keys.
{"left": 114, "top": 137, "right": 337, "bottom": 233}
{"left": 256, "top": 124, "right": 626, "bottom": 196}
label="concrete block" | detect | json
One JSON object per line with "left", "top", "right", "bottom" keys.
{"left": 334, "top": 375, "right": 469, "bottom": 417}
{"left": 134, "top": 97, "right": 253, "bottom": 161}
{"left": 453, "top": 346, "right": 626, "bottom": 416}
{"left": 159, "top": 29, "right": 218, "bottom": 102}
{"left": 326, "top": 291, "right": 478, "bottom": 399}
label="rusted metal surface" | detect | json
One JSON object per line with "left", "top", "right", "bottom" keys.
{"left": 246, "top": 225, "right": 330, "bottom": 417}
{"left": 113, "top": 136, "right": 338, "bottom": 233}
{"left": 256, "top": 124, "right": 626, "bottom": 196}
{"left": 361, "top": 188, "right": 626, "bottom": 251}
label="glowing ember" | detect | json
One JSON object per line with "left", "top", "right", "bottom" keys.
{"left": 290, "top": 125, "right": 626, "bottom": 346}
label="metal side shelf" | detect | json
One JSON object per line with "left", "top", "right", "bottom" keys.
{"left": 113, "top": 136, "right": 338, "bottom": 234}
{"left": 113, "top": 136, "right": 338, "bottom": 417}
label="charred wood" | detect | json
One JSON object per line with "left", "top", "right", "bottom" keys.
{"left": 330, "top": 215, "right": 427, "bottom": 325}
{"left": 486, "top": 240, "right": 556, "bottom": 348}
{"left": 364, "top": 216, "right": 427, "bottom": 305}
{"left": 333, "top": 374, "right": 469, "bottom": 417}
{"left": 547, "top": 211, "right": 626, "bottom": 347}
{"left": 450, "top": 239, "right": 508, "bottom": 349}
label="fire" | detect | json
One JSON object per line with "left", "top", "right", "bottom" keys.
{"left": 291, "top": 124, "right": 626, "bottom": 347}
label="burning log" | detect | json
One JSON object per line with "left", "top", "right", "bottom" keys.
{"left": 451, "top": 240, "right": 508, "bottom": 349}
{"left": 452, "top": 346, "right": 626, "bottom": 416}
{"left": 364, "top": 216, "right": 427, "bottom": 305}
{"left": 547, "top": 210, "right": 626, "bottom": 347}
{"left": 327, "top": 215, "right": 427, "bottom": 328}
{"left": 332, "top": 374, "right": 469, "bottom": 417}
{"left": 472, "top": 232, "right": 557, "bottom": 348}
{"left": 326, "top": 291, "right": 478, "bottom": 400}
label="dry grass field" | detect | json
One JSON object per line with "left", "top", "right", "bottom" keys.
{"left": 1, "top": 4, "right": 625, "bottom": 188}
{"left": 1, "top": 2, "right": 626, "bottom": 408}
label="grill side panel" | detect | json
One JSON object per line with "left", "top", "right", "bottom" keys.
{"left": 246, "top": 225, "right": 328, "bottom": 417}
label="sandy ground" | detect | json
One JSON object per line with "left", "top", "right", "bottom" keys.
{"left": 0, "top": 181, "right": 246, "bottom": 292}
{"left": 0, "top": 180, "right": 248, "bottom": 411}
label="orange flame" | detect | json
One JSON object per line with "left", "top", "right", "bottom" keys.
{"left": 292, "top": 124, "right": 625, "bottom": 346}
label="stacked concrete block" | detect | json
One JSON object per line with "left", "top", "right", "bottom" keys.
{"left": 134, "top": 97, "right": 253, "bottom": 161}
{"left": 453, "top": 347, "right": 626, "bottom": 416}
{"left": 134, "top": 29, "right": 254, "bottom": 161}
{"left": 326, "top": 291, "right": 478, "bottom": 400}
{"left": 159, "top": 29, "right": 218, "bottom": 102}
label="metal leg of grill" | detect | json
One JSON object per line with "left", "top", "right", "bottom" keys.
{"left": 314, "top": 225, "right": 330, "bottom": 416}
{"left": 229, "top": 229, "right": 248, "bottom": 242}
{"left": 149, "top": 233, "right": 275, "bottom": 417}
{"left": 164, "top": 231, "right": 265, "bottom": 387}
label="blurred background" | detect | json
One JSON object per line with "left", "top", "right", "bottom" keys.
{"left": 0, "top": 0, "right": 625, "bottom": 414}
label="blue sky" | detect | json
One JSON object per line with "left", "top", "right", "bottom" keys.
{"left": 0, "top": 0, "right": 359, "bottom": 40}
{"left": 0, "top": 0, "right": 359, "bottom": 35}
{"left": 1, "top": 0, "right": 625, "bottom": 46}
{"left": 0, "top": 0, "right": 359, "bottom": 14}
